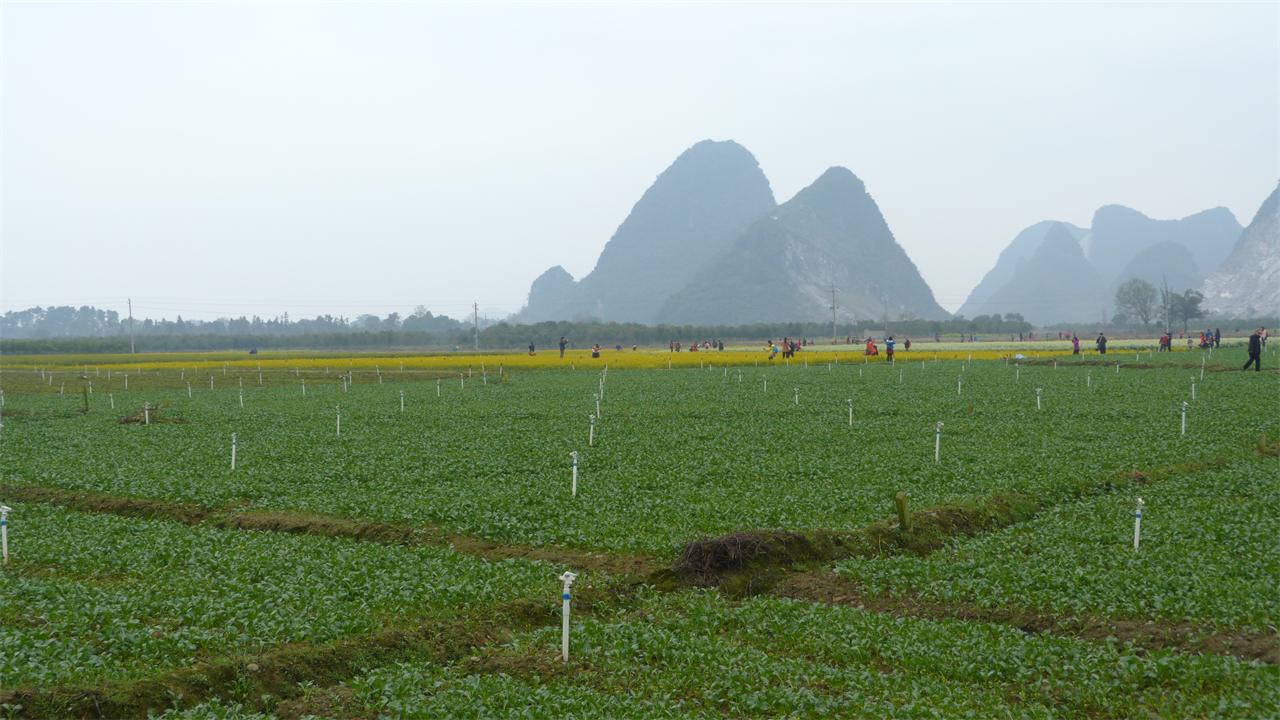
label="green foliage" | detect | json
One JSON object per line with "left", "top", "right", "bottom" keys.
{"left": 2, "top": 357, "right": 1275, "bottom": 555}
{"left": 345, "top": 591, "right": 1278, "bottom": 719}
{"left": 0, "top": 503, "right": 551, "bottom": 687}
{"left": 836, "top": 460, "right": 1280, "bottom": 630}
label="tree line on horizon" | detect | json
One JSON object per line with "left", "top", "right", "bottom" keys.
{"left": 4, "top": 303, "right": 1274, "bottom": 355}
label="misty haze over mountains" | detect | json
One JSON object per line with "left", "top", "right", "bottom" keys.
{"left": 518, "top": 140, "right": 1276, "bottom": 327}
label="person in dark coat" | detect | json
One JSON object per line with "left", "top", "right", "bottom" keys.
{"left": 1095, "top": 333, "right": 1107, "bottom": 355}
{"left": 1243, "top": 328, "right": 1263, "bottom": 372}
{"left": 559, "top": 337, "right": 568, "bottom": 358}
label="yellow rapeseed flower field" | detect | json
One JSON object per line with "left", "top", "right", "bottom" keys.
{"left": 1, "top": 345, "right": 1066, "bottom": 373}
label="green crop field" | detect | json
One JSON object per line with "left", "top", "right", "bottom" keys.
{"left": 0, "top": 345, "right": 1276, "bottom": 718}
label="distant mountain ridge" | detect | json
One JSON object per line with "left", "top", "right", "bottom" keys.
{"left": 657, "top": 167, "right": 947, "bottom": 323}
{"left": 517, "top": 140, "right": 946, "bottom": 325}
{"left": 516, "top": 140, "right": 776, "bottom": 323}
{"left": 956, "top": 221, "right": 1088, "bottom": 319}
{"left": 958, "top": 204, "right": 1242, "bottom": 324}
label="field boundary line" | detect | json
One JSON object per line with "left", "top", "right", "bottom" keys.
{"left": 0, "top": 484, "right": 661, "bottom": 577}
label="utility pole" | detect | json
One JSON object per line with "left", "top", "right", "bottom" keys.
{"left": 829, "top": 284, "right": 838, "bottom": 344}
{"left": 128, "top": 298, "right": 135, "bottom": 354}
{"left": 473, "top": 302, "right": 479, "bottom": 351}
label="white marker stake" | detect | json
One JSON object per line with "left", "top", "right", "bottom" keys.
{"left": 143, "top": 403, "right": 150, "bottom": 425}
{"left": 209, "top": 376, "right": 214, "bottom": 390}
{"left": 570, "top": 451, "right": 579, "bottom": 497}
{"left": 59, "top": 383, "right": 64, "bottom": 396}
{"left": 1116, "top": 362, "right": 1120, "bottom": 374}
{"left": 437, "top": 379, "right": 441, "bottom": 397}
{"left": 1016, "top": 367, "right": 1020, "bottom": 382}
{"left": 0, "top": 505, "right": 9, "bottom": 564}
{"left": 238, "top": 389, "right": 244, "bottom": 408}
{"left": 400, "top": 390, "right": 405, "bottom": 412}
{"left": 231, "top": 432, "right": 237, "bottom": 470}
{"left": 109, "top": 393, "right": 114, "bottom": 409}
{"left": 594, "top": 393, "right": 601, "bottom": 418}
{"left": 124, "top": 375, "right": 128, "bottom": 390}
{"left": 301, "top": 380, "right": 306, "bottom": 396}
{"left": 239, "top": 377, "right": 244, "bottom": 389}
{"left": 794, "top": 387, "right": 799, "bottom": 406}
{"left": 737, "top": 370, "right": 742, "bottom": 383}
{"left": 1181, "top": 401, "right": 1188, "bottom": 436}
{"left": 560, "top": 571, "right": 577, "bottom": 662}
{"left": 1199, "top": 365, "right": 1204, "bottom": 381}
{"left": 1035, "top": 388, "right": 1042, "bottom": 410}
{"left": 847, "top": 399, "right": 853, "bottom": 427}
{"left": 259, "top": 372, "right": 263, "bottom": 386}
{"left": 1191, "top": 380, "right": 1196, "bottom": 401}
{"left": 187, "top": 382, "right": 192, "bottom": 398}
{"left": 934, "top": 422, "right": 943, "bottom": 464}
{"left": 588, "top": 414, "right": 596, "bottom": 446}
{"left": 957, "top": 378, "right": 962, "bottom": 396}
{"left": 1133, "top": 498, "right": 1144, "bottom": 550}
{"left": 763, "top": 378, "right": 768, "bottom": 393}
{"left": 1087, "top": 372, "right": 1091, "bottom": 388}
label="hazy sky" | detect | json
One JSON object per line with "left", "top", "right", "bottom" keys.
{"left": 3, "top": 2, "right": 1277, "bottom": 322}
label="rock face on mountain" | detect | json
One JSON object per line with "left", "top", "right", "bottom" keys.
{"left": 517, "top": 140, "right": 776, "bottom": 323}
{"left": 956, "top": 221, "right": 1087, "bottom": 319}
{"left": 1202, "top": 185, "right": 1280, "bottom": 317}
{"left": 655, "top": 167, "right": 949, "bottom": 324}
{"left": 1086, "top": 205, "right": 1240, "bottom": 285}
{"left": 961, "top": 204, "right": 1242, "bottom": 324}
{"left": 977, "top": 223, "right": 1107, "bottom": 326}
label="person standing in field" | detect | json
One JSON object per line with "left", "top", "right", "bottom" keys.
{"left": 904, "top": 337, "right": 912, "bottom": 351}
{"left": 1214, "top": 328, "right": 1221, "bottom": 348}
{"left": 528, "top": 343, "right": 536, "bottom": 356}
{"left": 885, "top": 335, "right": 896, "bottom": 362}
{"left": 559, "top": 336, "right": 568, "bottom": 358}
{"left": 1095, "top": 333, "right": 1107, "bottom": 355}
{"left": 1072, "top": 334, "right": 1080, "bottom": 355}
{"left": 1243, "top": 327, "right": 1263, "bottom": 372}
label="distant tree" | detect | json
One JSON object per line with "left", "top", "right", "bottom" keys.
{"left": 1114, "top": 279, "right": 1158, "bottom": 326}
{"left": 1002, "top": 313, "right": 1025, "bottom": 323}
{"left": 1169, "top": 290, "right": 1206, "bottom": 334}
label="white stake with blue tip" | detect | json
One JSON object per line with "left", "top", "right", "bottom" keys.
{"left": 570, "top": 451, "right": 578, "bottom": 497}
{"left": 560, "top": 570, "right": 578, "bottom": 662}
{"left": 1133, "top": 498, "right": 1144, "bottom": 550}
{"left": 0, "top": 505, "right": 10, "bottom": 564}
